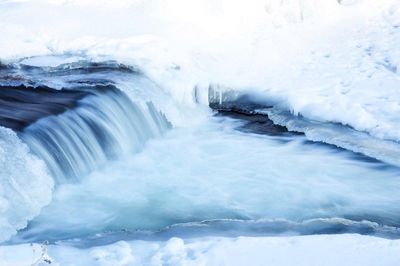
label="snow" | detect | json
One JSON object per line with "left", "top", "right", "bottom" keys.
{"left": 0, "top": 127, "right": 53, "bottom": 242}
{"left": 263, "top": 107, "right": 400, "bottom": 167}
{"left": 0, "top": 0, "right": 399, "bottom": 139}
{"left": 1, "top": 234, "right": 400, "bottom": 266}
{"left": 1, "top": 0, "right": 400, "bottom": 264}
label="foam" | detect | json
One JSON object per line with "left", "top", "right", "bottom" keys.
{"left": 12, "top": 116, "right": 400, "bottom": 243}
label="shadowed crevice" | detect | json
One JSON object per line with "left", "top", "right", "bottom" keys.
{"left": 0, "top": 85, "right": 90, "bottom": 131}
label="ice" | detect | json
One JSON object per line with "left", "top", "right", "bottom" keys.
{"left": 263, "top": 107, "right": 400, "bottom": 167}
{"left": 208, "top": 86, "right": 400, "bottom": 167}
{"left": 0, "top": 127, "right": 53, "bottom": 242}
{"left": 0, "top": 0, "right": 400, "bottom": 262}
{"left": 19, "top": 55, "right": 85, "bottom": 67}
{"left": 0, "top": 0, "right": 399, "bottom": 142}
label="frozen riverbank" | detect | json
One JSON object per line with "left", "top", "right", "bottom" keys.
{"left": 1, "top": 1, "right": 400, "bottom": 265}
{"left": 1, "top": 0, "right": 400, "bottom": 141}
{"left": 2, "top": 234, "right": 400, "bottom": 266}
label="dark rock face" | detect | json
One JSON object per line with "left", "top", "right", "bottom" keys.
{"left": 209, "top": 101, "right": 268, "bottom": 115}
{"left": 215, "top": 110, "right": 290, "bottom": 135}
{"left": 0, "top": 85, "right": 89, "bottom": 131}
{"left": 209, "top": 97, "right": 292, "bottom": 136}
{"left": 207, "top": 85, "right": 292, "bottom": 135}
{"left": 0, "top": 60, "right": 141, "bottom": 132}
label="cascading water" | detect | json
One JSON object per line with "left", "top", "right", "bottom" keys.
{"left": 0, "top": 61, "right": 172, "bottom": 241}
{"left": 19, "top": 85, "right": 171, "bottom": 183}
{"left": 2, "top": 57, "right": 400, "bottom": 248}
{"left": 0, "top": 60, "right": 172, "bottom": 183}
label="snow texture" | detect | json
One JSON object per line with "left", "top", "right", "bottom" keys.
{"left": 1, "top": 234, "right": 400, "bottom": 266}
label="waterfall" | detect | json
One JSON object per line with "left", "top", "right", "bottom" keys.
{"left": 19, "top": 85, "right": 171, "bottom": 183}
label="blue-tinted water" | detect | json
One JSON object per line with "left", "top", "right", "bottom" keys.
{"left": 2, "top": 59, "right": 400, "bottom": 247}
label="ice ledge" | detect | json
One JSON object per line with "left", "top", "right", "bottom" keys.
{"left": 209, "top": 85, "right": 400, "bottom": 167}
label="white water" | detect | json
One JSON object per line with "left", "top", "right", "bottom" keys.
{"left": 0, "top": 57, "right": 399, "bottom": 246}
{"left": 0, "top": 1, "right": 400, "bottom": 264}
{"left": 11, "top": 114, "right": 400, "bottom": 243}
{"left": 0, "top": 60, "right": 175, "bottom": 241}
{"left": 21, "top": 87, "right": 170, "bottom": 183}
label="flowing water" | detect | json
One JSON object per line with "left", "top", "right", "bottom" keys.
{"left": 1, "top": 58, "right": 400, "bottom": 247}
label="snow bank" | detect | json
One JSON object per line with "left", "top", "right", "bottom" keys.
{"left": 1, "top": 234, "right": 400, "bottom": 266}
{"left": 1, "top": 0, "right": 400, "bottom": 248}
{"left": 0, "top": 127, "right": 53, "bottom": 242}
{"left": 0, "top": 0, "right": 399, "bottom": 141}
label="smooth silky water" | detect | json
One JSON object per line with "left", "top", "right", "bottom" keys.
{"left": 20, "top": 87, "right": 170, "bottom": 183}
{"left": 2, "top": 59, "right": 400, "bottom": 247}
{"left": 11, "top": 113, "right": 400, "bottom": 245}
